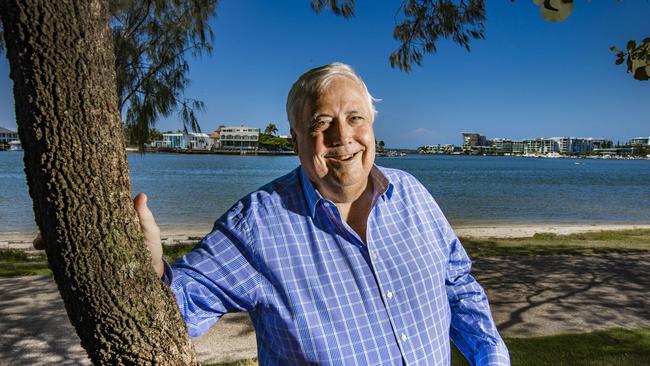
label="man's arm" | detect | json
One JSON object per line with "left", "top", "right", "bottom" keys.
{"left": 402, "top": 173, "right": 510, "bottom": 365}
{"left": 445, "top": 231, "right": 510, "bottom": 366}
{"left": 133, "top": 193, "right": 261, "bottom": 337}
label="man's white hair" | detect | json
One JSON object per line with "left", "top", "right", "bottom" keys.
{"left": 286, "top": 62, "right": 378, "bottom": 130}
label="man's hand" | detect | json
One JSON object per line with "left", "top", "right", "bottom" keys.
{"left": 134, "top": 193, "right": 164, "bottom": 279}
{"left": 33, "top": 232, "right": 45, "bottom": 250}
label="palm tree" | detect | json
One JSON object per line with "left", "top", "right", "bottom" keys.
{"left": 264, "top": 122, "right": 278, "bottom": 136}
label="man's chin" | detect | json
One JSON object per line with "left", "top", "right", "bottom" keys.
{"left": 327, "top": 170, "right": 369, "bottom": 188}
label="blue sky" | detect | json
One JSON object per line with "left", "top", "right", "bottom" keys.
{"left": 0, "top": 1, "right": 648, "bottom": 148}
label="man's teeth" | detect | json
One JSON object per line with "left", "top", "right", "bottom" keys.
{"left": 329, "top": 153, "right": 354, "bottom": 160}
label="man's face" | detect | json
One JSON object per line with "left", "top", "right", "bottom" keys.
{"left": 292, "top": 76, "right": 375, "bottom": 197}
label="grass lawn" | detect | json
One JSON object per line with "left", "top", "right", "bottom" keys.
{"left": 0, "top": 249, "right": 50, "bottom": 276}
{"left": 0, "top": 243, "right": 197, "bottom": 277}
{"left": 460, "top": 229, "right": 650, "bottom": 258}
{"left": 205, "top": 328, "right": 650, "bottom": 366}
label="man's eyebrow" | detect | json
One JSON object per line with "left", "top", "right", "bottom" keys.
{"left": 310, "top": 113, "right": 332, "bottom": 122}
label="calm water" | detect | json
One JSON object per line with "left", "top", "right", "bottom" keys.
{"left": 2, "top": 151, "right": 649, "bottom": 232}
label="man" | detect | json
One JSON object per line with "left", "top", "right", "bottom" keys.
{"left": 134, "top": 63, "right": 510, "bottom": 365}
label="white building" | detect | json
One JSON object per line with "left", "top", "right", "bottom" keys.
{"left": 628, "top": 136, "right": 650, "bottom": 146}
{"left": 162, "top": 133, "right": 186, "bottom": 149}
{"left": 0, "top": 127, "right": 18, "bottom": 145}
{"left": 550, "top": 137, "right": 611, "bottom": 154}
{"left": 489, "top": 138, "right": 513, "bottom": 154}
{"left": 184, "top": 132, "right": 212, "bottom": 150}
{"left": 523, "top": 138, "right": 559, "bottom": 154}
{"left": 219, "top": 126, "right": 259, "bottom": 149}
{"left": 9, "top": 140, "right": 22, "bottom": 151}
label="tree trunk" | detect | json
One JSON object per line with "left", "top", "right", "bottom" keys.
{"left": 0, "top": 1, "right": 198, "bottom": 364}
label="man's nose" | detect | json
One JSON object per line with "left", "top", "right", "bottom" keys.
{"left": 326, "top": 119, "right": 352, "bottom": 146}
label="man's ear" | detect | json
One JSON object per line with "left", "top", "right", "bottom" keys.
{"left": 290, "top": 128, "right": 299, "bottom": 155}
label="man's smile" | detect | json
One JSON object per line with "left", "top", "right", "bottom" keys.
{"left": 325, "top": 150, "right": 362, "bottom": 162}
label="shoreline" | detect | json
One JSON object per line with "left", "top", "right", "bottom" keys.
{"left": 3, "top": 223, "right": 650, "bottom": 252}
{"left": 453, "top": 222, "right": 650, "bottom": 238}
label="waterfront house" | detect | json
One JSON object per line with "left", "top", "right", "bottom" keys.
{"left": 184, "top": 132, "right": 212, "bottom": 151}
{"left": 219, "top": 126, "right": 260, "bottom": 150}
{"left": 148, "top": 140, "right": 170, "bottom": 148}
{"left": 209, "top": 129, "right": 221, "bottom": 149}
{"left": 0, "top": 127, "right": 18, "bottom": 147}
{"left": 162, "top": 133, "right": 186, "bottom": 149}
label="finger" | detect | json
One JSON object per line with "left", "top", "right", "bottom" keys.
{"left": 33, "top": 232, "right": 45, "bottom": 250}
{"left": 133, "top": 193, "right": 160, "bottom": 240}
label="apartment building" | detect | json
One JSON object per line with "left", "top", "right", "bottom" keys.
{"left": 629, "top": 137, "right": 650, "bottom": 146}
{"left": 219, "top": 126, "right": 260, "bottom": 149}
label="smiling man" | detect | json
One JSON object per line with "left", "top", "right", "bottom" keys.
{"left": 135, "top": 63, "right": 510, "bottom": 365}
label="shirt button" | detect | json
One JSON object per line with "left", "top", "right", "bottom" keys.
{"left": 370, "top": 250, "right": 378, "bottom": 260}
{"left": 386, "top": 291, "right": 393, "bottom": 299}
{"left": 401, "top": 333, "right": 408, "bottom": 341}
{"left": 323, "top": 202, "right": 331, "bottom": 208}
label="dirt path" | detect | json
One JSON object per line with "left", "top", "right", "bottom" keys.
{"left": 2, "top": 253, "right": 649, "bottom": 365}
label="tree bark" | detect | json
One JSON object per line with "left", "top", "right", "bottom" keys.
{"left": 0, "top": 1, "right": 198, "bottom": 364}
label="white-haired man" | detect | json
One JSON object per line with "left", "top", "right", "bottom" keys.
{"left": 134, "top": 63, "right": 510, "bottom": 365}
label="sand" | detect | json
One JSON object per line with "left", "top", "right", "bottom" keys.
{"left": 3, "top": 223, "right": 650, "bottom": 252}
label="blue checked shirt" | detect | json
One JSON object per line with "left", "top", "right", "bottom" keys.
{"left": 166, "top": 166, "right": 510, "bottom": 365}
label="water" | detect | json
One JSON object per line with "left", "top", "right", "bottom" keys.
{"left": 2, "top": 152, "right": 649, "bottom": 232}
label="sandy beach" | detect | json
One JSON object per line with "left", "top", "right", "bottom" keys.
{"left": 3, "top": 223, "right": 650, "bottom": 252}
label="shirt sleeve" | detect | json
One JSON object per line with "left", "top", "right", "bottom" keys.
{"left": 444, "top": 228, "right": 510, "bottom": 366}
{"left": 166, "top": 212, "right": 261, "bottom": 338}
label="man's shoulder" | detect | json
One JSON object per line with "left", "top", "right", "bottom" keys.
{"left": 376, "top": 165, "right": 425, "bottom": 191}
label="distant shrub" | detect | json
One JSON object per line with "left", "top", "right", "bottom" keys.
{"left": 532, "top": 232, "right": 558, "bottom": 240}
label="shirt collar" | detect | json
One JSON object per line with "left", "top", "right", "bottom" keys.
{"left": 299, "top": 165, "right": 394, "bottom": 218}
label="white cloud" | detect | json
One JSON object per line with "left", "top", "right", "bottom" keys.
{"left": 409, "top": 127, "right": 437, "bottom": 136}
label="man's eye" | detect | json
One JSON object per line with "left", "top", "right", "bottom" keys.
{"left": 350, "top": 116, "right": 364, "bottom": 123}
{"left": 311, "top": 120, "right": 329, "bottom": 131}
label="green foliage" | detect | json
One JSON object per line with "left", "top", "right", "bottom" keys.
{"left": 123, "top": 126, "right": 165, "bottom": 146}
{"left": 0, "top": 242, "right": 201, "bottom": 277}
{"left": 149, "top": 128, "right": 163, "bottom": 142}
{"left": 460, "top": 229, "right": 650, "bottom": 258}
{"left": 0, "top": 249, "right": 49, "bottom": 277}
{"left": 163, "top": 243, "right": 197, "bottom": 263}
{"left": 260, "top": 122, "right": 290, "bottom": 149}
{"left": 259, "top": 133, "right": 290, "bottom": 150}
{"left": 263, "top": 122, "right": 279, "bottom": 136}
{"left": 111, "top": 0, "right": 218, "bottom": 147}
{"left": 310, "top": 0, "right": 355, "bottom": 17}
{"left": 0, "top": 248, "right": 32, "bottom": 261}
{"left": 318, "top": 0, "right": 648, "bottom": 80}
{"left": 611, "top": 38, "right": 650, "bottom": 81}
{"left": 390, "top": 0, "right": 486, "bottom": 72}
